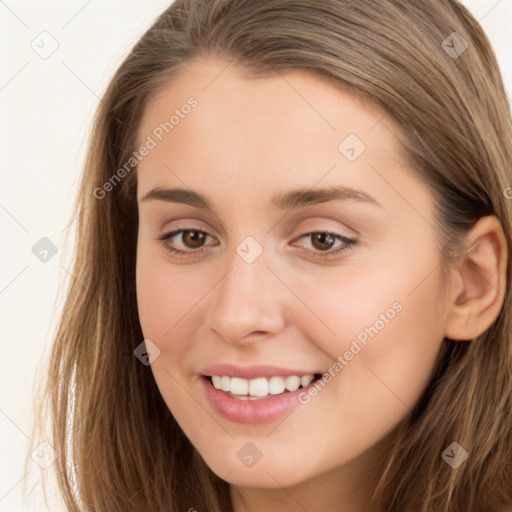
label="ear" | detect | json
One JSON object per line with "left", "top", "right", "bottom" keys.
{"left": 444, "top": 215, "right": 508, "bottom": 341}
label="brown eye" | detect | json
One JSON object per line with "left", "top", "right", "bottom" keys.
{"left": 158, "top": 228, "right": 217, "bottom": 257}
{"left": 181, "top": 230, "right": 207, "bottom": 248}
{"left": 293, "top": 231, "right": 356, "bottom": 260}
{"left": 310, "top": 232, "right": 336, "bottom": 251}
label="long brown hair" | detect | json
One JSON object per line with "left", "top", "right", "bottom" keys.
{"left": 31, "top": 1, "right": 512, "bottom": 510}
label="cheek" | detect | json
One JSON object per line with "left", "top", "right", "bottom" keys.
{"left": 135, "top": 254, "right": 212, "bottom": 424}
{"left": 135, "top": 236, "right": 210, "bottom": 343}
{"left": 292, "top": 249, "right": 446, "bottom": 446}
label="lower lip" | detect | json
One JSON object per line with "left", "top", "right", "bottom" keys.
{"left": 201, "top": 377, "right": 317, "bottom": 424}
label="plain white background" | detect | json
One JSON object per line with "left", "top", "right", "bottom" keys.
{"left": 1, "top": 1, "right": 511, "bottom": 510}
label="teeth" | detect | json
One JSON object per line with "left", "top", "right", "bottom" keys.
{"left": 249, "top": 377, "right": 268, "bottom": 397}
{"left": 230, "top": 377, "right": 249, "bottom": 395}
{"left": 300, "top": 374, "right": 314, "bottom": 387}
{"left": 211, "top": 375, "right": 222, "bottom": 389}
{"left": 285, "top": 375, "right": 300, "bottom": 392}
{"left": 220, "top": 375, "right": 230, "bottom": 392}
{"left": 268, "top": 376, "right": 285, "bottom": 395}
{"left": 210, "top": 374, "right": 316, "bottom": 398}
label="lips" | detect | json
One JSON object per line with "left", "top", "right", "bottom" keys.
{"left": 200, "top": 364, "right": 323, "bottom": 424}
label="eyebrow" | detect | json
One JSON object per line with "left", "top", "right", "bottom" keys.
{"left": 139, "top": 185, "right": 382, "bottom": 209}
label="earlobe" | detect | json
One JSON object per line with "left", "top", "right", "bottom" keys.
{"left": 444, "top": 215, "right": 508, "bottom": 341}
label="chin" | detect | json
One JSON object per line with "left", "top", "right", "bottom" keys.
{"left": 198, "top": 444, "right": 318, "bottom": 489}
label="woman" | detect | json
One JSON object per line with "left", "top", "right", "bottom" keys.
{"left": 34, "top": 1, "right": 512, "bottom": 510}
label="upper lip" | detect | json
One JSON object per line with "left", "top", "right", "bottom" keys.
{"left": 200, "top": 363, "right": 322, "bottom": 380}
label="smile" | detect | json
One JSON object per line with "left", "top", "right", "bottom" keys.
{"left": 200, "top": 366, "right": 323, "bottom": 424}
{"left": 209, "top": 374, "right": 318, "bottom": 399}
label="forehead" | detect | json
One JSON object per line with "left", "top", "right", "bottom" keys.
{"left": 137, "top": 56, "right": 407, "bottom": 157}
{"left": 135, "top": 57, "right": 425, "bottom": 215}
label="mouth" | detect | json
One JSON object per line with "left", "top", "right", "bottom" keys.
{"left": 206, "top": 373, "right": 323, "bottom": 400}
{"left": 200, "top": 367, "right": 324, "bottom": 424}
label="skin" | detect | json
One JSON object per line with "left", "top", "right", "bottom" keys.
{"left": 135, "top": 57, "right": 507, "bottom": 512}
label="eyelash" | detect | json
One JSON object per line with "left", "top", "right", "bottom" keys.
{"left": 157, "top": 229, "right": 356, "bottom": 260}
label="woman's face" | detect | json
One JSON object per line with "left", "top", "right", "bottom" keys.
{"left": 135, "top": 58, "right": 451, "bottom": 492}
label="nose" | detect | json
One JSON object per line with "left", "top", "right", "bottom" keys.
{"left": 203, "top": 243, "right": 287, "bottom": 345}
